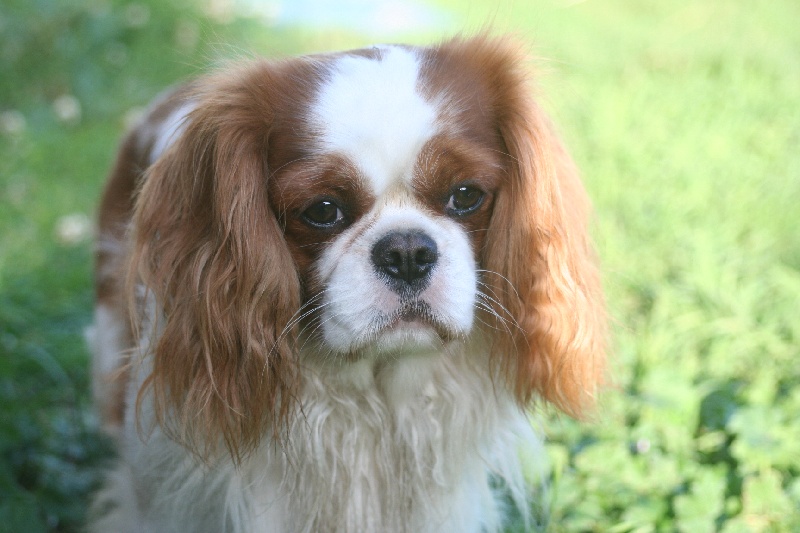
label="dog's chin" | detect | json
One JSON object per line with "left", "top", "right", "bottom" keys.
{"left": 371, "top": 319, "right": 446, "bottom": 356}
{"left": 319, "top": 309, "right": 467, "bottom": 363}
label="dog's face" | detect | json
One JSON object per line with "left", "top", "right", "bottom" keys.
{"left": 269, "top": 46, "right": 503, "bottom": 358}
{"left": 131, "top": 37, "right": 606, "bottom": 457}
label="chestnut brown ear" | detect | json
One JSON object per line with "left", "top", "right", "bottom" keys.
{"left": 130, "top": 63, "right": 301, "bottom": 460}
{"left": 469, "top": 37, "right": 607, "bottom": 416}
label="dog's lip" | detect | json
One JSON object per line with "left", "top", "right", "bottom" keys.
{"left": 397, "top": 306, "right": 427, "bottom": 322}
{"left": 386, "top": 315, "right": 430, "bottom": 331}
{"left": 390, "top": 300, "right": 433, "bottom": 324}
{"left": 381, "top": 301, "right": 457, "bottom": 341}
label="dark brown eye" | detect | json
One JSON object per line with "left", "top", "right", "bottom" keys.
{"left": 446, "top": 185, "right": 484, "bottom": 216}
{"left": 302, "top": 200, "right": 344, "bottom": 227}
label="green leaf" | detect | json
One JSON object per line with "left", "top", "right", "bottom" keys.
{"left": 728, "top": 407, "right": 800, "bottom": 473}
{"left": 739, "top": 470, "right": 793, "bottom": 528}
{"left": 674, "top": 467, "right": 727, "bottom": 533}
{"left": 0, "top": 486, "right": 48, "bottom": 533}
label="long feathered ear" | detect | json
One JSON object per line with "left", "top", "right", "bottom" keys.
{"left": 129, "top": 63, "right": 301, "bottom": 461}
{"left": 472, "top": 37, "right": 607, "bottom": 416}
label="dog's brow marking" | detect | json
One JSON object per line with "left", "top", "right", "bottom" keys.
{"left": 310, "top": 46, "right": 439, "bottom": 196}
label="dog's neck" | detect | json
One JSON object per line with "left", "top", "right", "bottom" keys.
{"left": 247, "top": 346, "right": 534, "bottom": 533}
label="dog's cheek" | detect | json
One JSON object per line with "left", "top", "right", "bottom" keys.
{"left": 425, "top": 228, "right": 478, "bottom": 331}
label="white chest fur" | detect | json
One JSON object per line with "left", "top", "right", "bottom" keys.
{"left": 100, "top": 346, "right": 536, "bottom": 533}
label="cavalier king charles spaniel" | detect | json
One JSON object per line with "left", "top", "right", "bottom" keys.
{"left": 88, "top": 35, "right": 606, "bottom": 533}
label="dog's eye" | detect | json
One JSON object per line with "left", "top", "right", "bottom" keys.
{"left": 303, "top": 200, "right": 345, "bottom": 228}
{"left": 446, "top": 186, "right": 484, "bottom": 216}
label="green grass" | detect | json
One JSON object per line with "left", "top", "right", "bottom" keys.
{"left": 1, "top": 0, "right": 798, "bottom": 531}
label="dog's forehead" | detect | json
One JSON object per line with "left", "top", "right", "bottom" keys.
{"left": 309, "top": 46, "right": 439, "bottom": 197}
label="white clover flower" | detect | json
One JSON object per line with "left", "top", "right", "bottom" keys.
{"left": 53, "top": 95, "right": 82, "bottom": 125}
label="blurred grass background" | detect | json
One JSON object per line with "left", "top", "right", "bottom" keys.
{"left": 0, "top": 0, "right": 798, "bottom": 531}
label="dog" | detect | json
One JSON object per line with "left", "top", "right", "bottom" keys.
{"left": 87, "top": 34, "right": 606, "bottom": 533}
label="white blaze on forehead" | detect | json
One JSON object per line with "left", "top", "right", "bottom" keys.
{"left": 311, "top": 46, "right": 438, "bottom": 195}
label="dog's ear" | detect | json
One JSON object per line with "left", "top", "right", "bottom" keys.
{"left": 130, "top": 63, "right": 301, "bottom": 461}
{"left": 458, "top": 36, "right": 607, "bottom": 416}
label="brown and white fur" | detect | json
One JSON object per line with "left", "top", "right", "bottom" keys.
{"left": 87, "top": 35, "right": 606, "bottom": 533}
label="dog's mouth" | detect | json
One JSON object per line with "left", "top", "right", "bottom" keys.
{"left": 393, "top": 300, "right": 434, "bottom": 322}
{"left": 310, "top": 292, "right": 471, "bottom": 361}
{"left": 385, "top": 301, "right": 451, "bottom": 333}
{"left": 361, "top": 300, "right": 461, "bottom": 354}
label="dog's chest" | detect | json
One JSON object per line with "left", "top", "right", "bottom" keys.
{"left": 243, "top": 353, "right": 522, "bottom": 533}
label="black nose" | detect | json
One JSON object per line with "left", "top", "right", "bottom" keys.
{"left": 371, "top": 231, "right": 438, "bottom": 291}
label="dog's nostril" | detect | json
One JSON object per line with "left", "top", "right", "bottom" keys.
{"left": 371, "top": 231, "right": 438, "bottom": 287}
{"left": 416, "top": 248, "right": 437, "bottom": 265}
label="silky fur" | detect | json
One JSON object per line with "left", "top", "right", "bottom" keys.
{"left": 92, "top": 336, "right": 535, "bottom": 532}
{"left": 89, "top": 35, "right": 606, "bottom": 532}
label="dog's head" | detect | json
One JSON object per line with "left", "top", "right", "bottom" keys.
{"left": 132, "top": 36, "right": 606, "bottom": 458}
